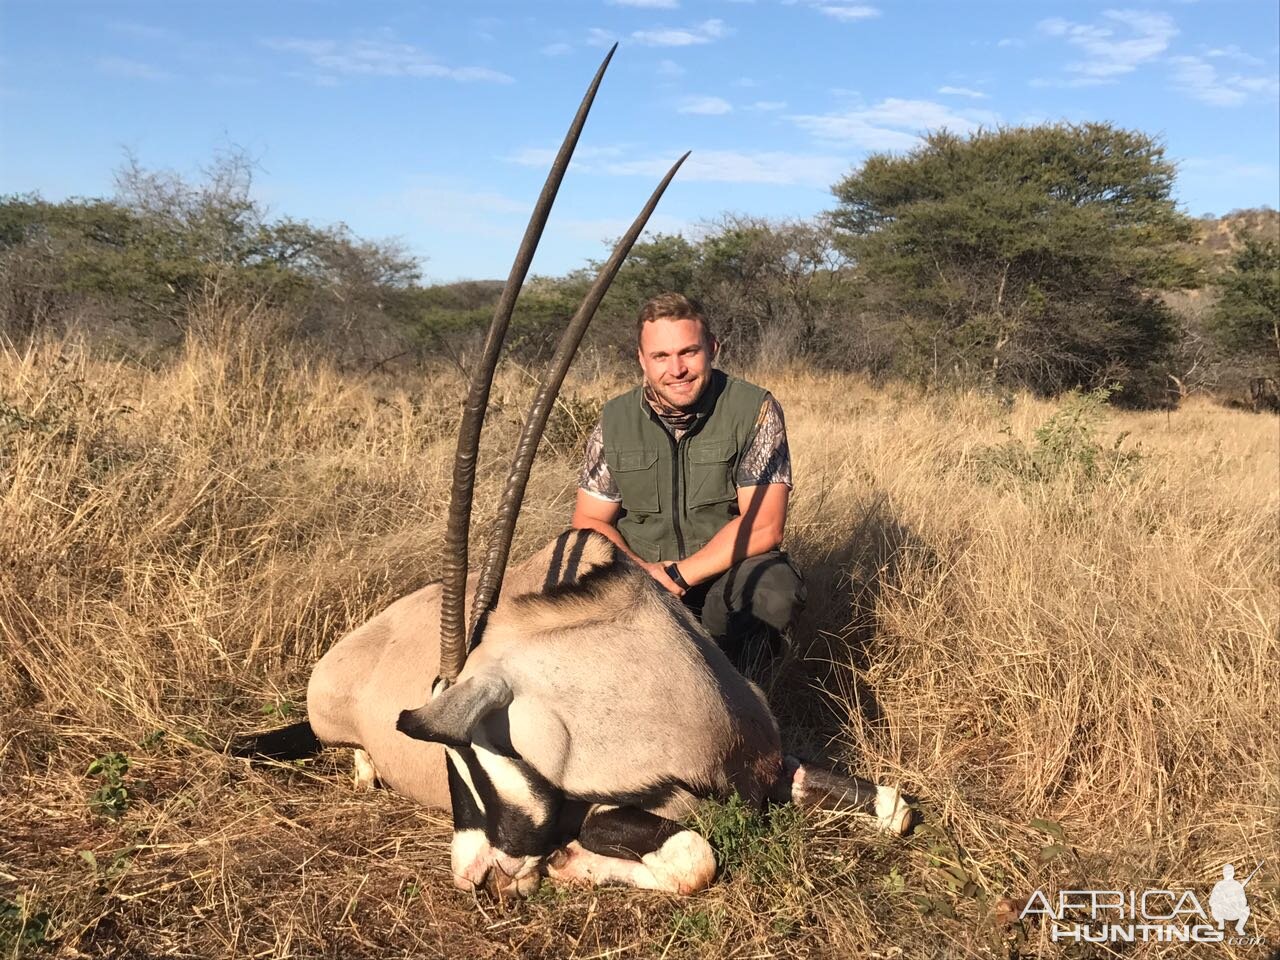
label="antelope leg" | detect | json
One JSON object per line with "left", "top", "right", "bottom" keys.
{"left": 775, "top": 755, "right": 916, "bottom": 836}
{"left": 546, "top": 805, "right": 716, "bottom": 895}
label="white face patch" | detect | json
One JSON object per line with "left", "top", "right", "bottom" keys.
{"left": 445, "top": 746, "right": 486, "bottom": 816}
{"left": 450, "top": 828, "right": 493, "bottom": 890}
{"left": 470, "top": 741, "right": 547, "bottom": 822}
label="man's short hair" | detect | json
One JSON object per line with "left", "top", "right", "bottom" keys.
{"left": 636, "top": 292, "right": 715, "bottom": 346}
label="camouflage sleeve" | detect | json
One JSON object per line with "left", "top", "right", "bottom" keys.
{"left": 578, "top": 418, "right": 622, "bottom": 502}
{"left": 736, "top": 394, "right": 793, "bottom": 489}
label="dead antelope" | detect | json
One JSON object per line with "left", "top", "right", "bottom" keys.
{"left": 232, "top": 47, "right": 913, "bottom": 898}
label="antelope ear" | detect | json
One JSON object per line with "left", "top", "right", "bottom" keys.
{"left": 396, "top": 673, "right": 513, "bottom": 748}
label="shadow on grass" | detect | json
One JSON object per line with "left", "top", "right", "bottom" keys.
{"left": 758, "top": 492, "right": 928, "bottom": 768}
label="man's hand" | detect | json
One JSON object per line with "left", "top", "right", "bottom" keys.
{"left": 641, "top": 561, "right": 685, "bottom": 597}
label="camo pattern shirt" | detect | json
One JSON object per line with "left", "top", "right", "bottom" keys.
{"left": 578, "top": 394, "right": 792, "bottom": 503}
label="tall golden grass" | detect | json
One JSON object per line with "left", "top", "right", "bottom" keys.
{"left": 2, "top": 303, "right": 1276, "bottom": 958}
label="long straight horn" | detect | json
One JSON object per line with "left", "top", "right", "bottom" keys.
{"left": 439, "top": 44, "right": 618, "bottom": 685}
{"left": 469, "top": 152, "right": 691, "bottom": 632}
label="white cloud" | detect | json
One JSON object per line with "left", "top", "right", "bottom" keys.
{"left": 263, "top": 36, "right": 513, "bottom": 83}
{"left": 1203, "top": 44, "right": 1264, "bottom": 66}
{"left": 604, "top": 150, "right": 848, "bottom": 187}
{"left": 678, "top": 95, "right": 732, "bottom": 115}
{"left": 1036, "top": 9, "right": 1177, "bottom": 84}
{"left": 997, "top": 37, "right": 1025, "bottom": 49}
{"left": 96, "top": 56, "right": 170, "bottom": 81}
{"left": 751, "top": 100, "right": 788, "bottom": 111}
{"left": 790, "top": 98, "right": 998, "bottom": 150}
{"left": 1169, "top": 55, "right": 1279, "bottom": 106}
{"left": 786, "top": 1, "right": 879, "bottom": 21}
{"left": 608, "top": 0, "right": 679, "bottom": 6}
{"left": 656, "top": 59, "right": 686, "bottom": 78}
{"left": 586, "top": 28, "right": 619, "bottom": 47}
{"left": 632, "top": 19, "right": 728, "bottom": 47}
{"left": 541, "top": 42, "right": 572, "bottom": 57}
{"left": 938, "top": 85, "right": 988, "bottom": 99}
{"left": 815, "top": 4, "right": 880, "bottom": 22}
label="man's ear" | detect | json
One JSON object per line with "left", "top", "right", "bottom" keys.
{"left": 709, "top": 336, "right": 720, "bottom": 361}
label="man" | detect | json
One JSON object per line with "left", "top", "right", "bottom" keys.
{"left": 572, "top": 292, "right": 804, "bottom": 670}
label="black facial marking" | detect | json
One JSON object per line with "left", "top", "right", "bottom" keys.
{"left": 578, "top": 806, "right": 685, "bottom": 862}
{"left": 494, "top": 779, "right": 560, "bottom": 857}
{"left": 447, "top": 749, "right": 486, "bottom": 832}
{"left": 467, "top": 750, "right": 563, "bottom": 858}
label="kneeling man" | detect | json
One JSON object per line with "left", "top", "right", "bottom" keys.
{"left": 572, "top": 292, "right": 804, "bottom": 671}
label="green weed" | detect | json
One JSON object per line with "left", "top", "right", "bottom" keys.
{"left": 665, "top": 906, "right": 721, "bottom": 945}
{"left": 0, "top": 896, "right": 51, "bottom": 955}
{"left": 85, "top": 752, "right": 132, "bottom": 818}
{"left": 975, "top": 385, "right": 1142, "bottom": 485}
{"left": 690, "top": 793, "right": 805, "bottom": 885}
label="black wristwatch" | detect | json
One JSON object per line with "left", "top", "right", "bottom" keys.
{"left": 664, "top": 563, "right": 691, "bottom": 590}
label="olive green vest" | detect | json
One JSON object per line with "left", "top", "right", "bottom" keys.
{"left": 601, "top": 370, "right": 767, "bottom": 562}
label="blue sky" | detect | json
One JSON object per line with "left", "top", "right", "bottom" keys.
{"left": 2, "top": 1, "right": 1277, "bottom": 282}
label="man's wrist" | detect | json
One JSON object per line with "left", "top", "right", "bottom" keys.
{"left": 664, "top": 563, "right": 691, "bottom": 590}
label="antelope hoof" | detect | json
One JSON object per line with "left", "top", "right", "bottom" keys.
{"left": 352, "top": 749, "right": 379, "bottom": 790}
{"left": 484, "top": 859, "right": 544, "bottom": 900}
{"left": 874, "top": 786, "right": 916, "bottom": 837}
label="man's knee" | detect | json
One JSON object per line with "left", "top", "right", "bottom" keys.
{"left": 742, "top": 554, "right": 805, "bottom": 631}
{"left": 705, "top": 552, "right": 805, "bottom": 635}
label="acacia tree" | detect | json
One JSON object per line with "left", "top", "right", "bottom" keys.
{"left": 830, "top": 123, "right": 1198, "bottom": 400}
{"left": 1209, "top": 233, "right": 1280, "bottom": 373}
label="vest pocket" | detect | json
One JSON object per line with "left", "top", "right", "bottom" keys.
{"left": 611, "top": 448, "right": 660, "bottom": 514}
{"left": 687, "top": 439, "right": 737, "bottom": 508}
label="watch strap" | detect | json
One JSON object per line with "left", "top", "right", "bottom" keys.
{"left": 664, "top": 563, "right": 691, "bottom": 590}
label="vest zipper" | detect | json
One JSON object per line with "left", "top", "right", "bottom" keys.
{"left": 670, "top": 432, "right": 687, "bottom": 558}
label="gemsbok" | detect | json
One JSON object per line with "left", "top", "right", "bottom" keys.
{"left": 232, "top": 46, "right": 913, "bottom": 898}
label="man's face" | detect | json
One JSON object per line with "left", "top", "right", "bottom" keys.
{"left": 637, "top": 316, "right": 717, "bottom": 410}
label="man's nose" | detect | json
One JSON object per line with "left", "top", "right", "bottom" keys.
{"left": 670, "top": 356, "right": 687, "bottom": 377}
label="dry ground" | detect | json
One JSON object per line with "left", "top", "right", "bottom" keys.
{"left": 2, "top": 305, "right": 1277, "bottom": 958}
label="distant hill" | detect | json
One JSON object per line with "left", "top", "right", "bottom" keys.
{"left": 1196, "top": 207, "right": 1280, "bottom": 258}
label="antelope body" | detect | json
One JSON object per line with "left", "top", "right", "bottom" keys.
{"left": 307, "top": 533, "right": 780, "bottom": 815}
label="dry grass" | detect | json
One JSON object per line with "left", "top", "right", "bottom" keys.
{"left": 2, "top": 305, "right": 1277, "bottom": 958}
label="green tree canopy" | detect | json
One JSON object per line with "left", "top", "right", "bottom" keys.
{"left": 0, "top": 153, "right": 422, "bottom": 358}
{"left": 830, "top": 123, "right": 1199, "bottom": 400}
{"left": 1209, "top": 234, "right": 1279, "bottom": 373}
